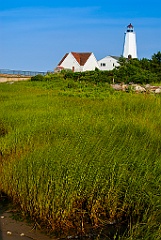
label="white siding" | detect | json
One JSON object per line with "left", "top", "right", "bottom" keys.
{"left": 83, "top": 53, "right": 99, "bottom": 71}
{"left": 98, "top": 56, "right": 120, "bottom": 71}
{"left": 60, "top": 52, "right": 81, "bottom": 72}
{"left": 123, "top": 32, "right": 137, "bottom": 58}
{"left": 59, "top": 52, "right": 99, "bottom": 72}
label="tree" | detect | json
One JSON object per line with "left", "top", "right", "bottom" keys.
{"left": 140, "top": 58, "right": 151, "bottom": 70}
{"left": 151, "top": 51, "right": 161, "bottom": 65}
{"left": 113, "top": 53, "right": 161, "bottom": 84}
{"left": 117, "top": 56, "right": 127, "bottom": 66}
{"left": 151, "top": 51, "right": 161, "bottom": 80}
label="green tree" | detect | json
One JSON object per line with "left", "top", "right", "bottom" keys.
{"left": 117, "top": 56, "right": 127, "bottom": 66}
{"left": 140, "top": 58, "right": 151, "bottom": 70}
{"left": 151, "top": 51, "right": 161, "bottom": 65}
{"left": 151, "top": 51, "right": 161, "bottom": 81}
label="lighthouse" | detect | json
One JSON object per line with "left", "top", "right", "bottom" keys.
{"left": 123, "top": 23, "right": 137, "bottom": 59}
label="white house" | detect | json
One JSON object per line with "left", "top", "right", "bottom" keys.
{"left": 55, "top": 52, "right": 99, "bottom": 72}
{"left": 98, "top": 56, "right": 120, "bottom": 71}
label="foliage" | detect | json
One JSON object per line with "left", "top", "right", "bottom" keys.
{"left": 31, "top": 74, "right": 45, "bottom": 81}
{"left": 0, "top": 80, "right": 161, "bottom": 239}
{"left": 151, "top": 51, "right": 161, "bottom": 65}
{"left": 114, "top": 52, "right": 161, "bottom": 84}
{"left": 30, "top": 51, "right": 161, "bottom": 86}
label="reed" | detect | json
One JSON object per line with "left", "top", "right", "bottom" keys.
{"left": 0, "top": 79, "right": 161, "bottom": 239}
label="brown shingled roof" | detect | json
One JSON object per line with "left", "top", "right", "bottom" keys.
{"left": 71, "top": 52, "right": 92, "bottom": 66}
{"left": 58, "top": 52, "right": 92, "bottom": 67}
{"left": 58, "top": 53, "right": 69, "bottom": 66}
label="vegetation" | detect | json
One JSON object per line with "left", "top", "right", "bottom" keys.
{"left": 0, "top": 52, "right": 161, "bottom": 239}
{"left": 45, "top": 51, "right": 161, "bottom": 85}
{"left": 114, "top": 52, "right": 161, "bottom": 84}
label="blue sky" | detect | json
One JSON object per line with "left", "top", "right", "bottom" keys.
{"left": 0, "top": 1, "right": 161, "bottom": 71}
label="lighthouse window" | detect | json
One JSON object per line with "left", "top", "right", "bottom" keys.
{"left": 101, "top": 63, "right": 106, "bottom": 66}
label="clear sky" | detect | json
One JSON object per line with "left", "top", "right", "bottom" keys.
{"left": 0, "top": 0, "right": 161, "bottom": 71}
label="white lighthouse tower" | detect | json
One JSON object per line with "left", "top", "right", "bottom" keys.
{"left": 123, "top": 23, "right": 137, "bottom": 59}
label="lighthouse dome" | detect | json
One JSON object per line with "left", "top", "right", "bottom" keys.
{"left": 127, "top": 23, "right": 134, "bottom": 32}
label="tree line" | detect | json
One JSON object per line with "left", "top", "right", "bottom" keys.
{"left": 31, "top": 51, "right": 161, "bottom": 84}
{"left": 114, "top": 51, "right": 161, "bottom": 84}
{"left": 62, "top": 51, "right": 161, "bottom": 84}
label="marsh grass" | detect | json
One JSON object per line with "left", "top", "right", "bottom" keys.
{"left": 0, "top": 79, "right": 161, "bottom": 239}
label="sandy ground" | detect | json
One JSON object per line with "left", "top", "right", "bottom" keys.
{"left": 0, "top": 202, "right": 56, "bottom": 240}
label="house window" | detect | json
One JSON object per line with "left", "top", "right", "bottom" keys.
{"left": 101, "top": 63, "right": 106, "bottom": 66}
{"left": 113, "top": 63, "right": 115, "bottom": 67}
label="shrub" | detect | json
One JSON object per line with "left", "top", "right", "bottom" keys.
{"left": 31, "top": 74, "right": 45, "bottom": 81}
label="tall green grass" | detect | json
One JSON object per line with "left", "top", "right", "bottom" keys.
{"left": 0, "top": 79, "right": 161, "bottom": 239}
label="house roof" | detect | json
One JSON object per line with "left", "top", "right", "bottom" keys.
{"left": 58, "top": 52, "right": 92, "bottom": 66}
{"left": 110, "top": 56, "right": 120, "bottom": 60}
{"left": 58, "top": 53, "right": 69, "bottom": 66}
{"left": 98, "top": 55, "right": 120, "bottom": 62}
{"left": 71, "top": 52, "right": 92, "bottom": 66}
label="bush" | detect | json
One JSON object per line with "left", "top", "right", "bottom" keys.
{"left": 31, "top": 74, "right": 45, "bottom": 81}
